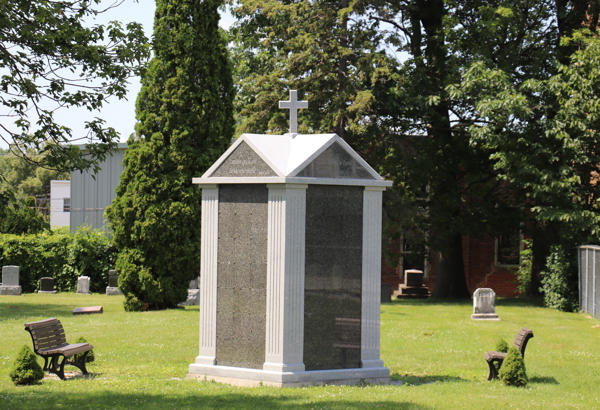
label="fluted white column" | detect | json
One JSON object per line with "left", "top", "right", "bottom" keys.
{"left": 263, "top": 184, "right": 307, "bottom": 372}
{"left": 197, "top": 185, "right": 219, "bottom": 365}
{"left": 361, "top": 186, "right": 386, "bottom": 368}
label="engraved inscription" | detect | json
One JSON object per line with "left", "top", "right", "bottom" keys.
{"left": 211, "top": 141, "right": 277, "bottom": 177}
{"left": 296, "top": 142, "right": 375, "bottom": 179}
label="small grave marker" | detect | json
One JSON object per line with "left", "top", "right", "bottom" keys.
{"left": 472, "top": 288, "right": 500, "bottom": 320}
{"left": 39, "top": 277, "right": 57, "bottom": 294}
{"left": 72, "top": 306, "right": 103, "bottom": 315}
{"left": 0, "top": 266, "right": 22, "bottom": 296}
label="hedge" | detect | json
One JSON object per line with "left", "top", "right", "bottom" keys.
{"left": 0, "top": 227, "right": 116, "bottom": 293}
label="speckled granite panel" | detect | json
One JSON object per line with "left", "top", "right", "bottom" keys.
{"left": 304, "top": 185, "right": 363, "bottom": 370}
{"left": 216, "top": 184, "right": 268, "bottom": 369}
{"left": 296, "top": 143, "right": 374, "bottom": 179}
{"left": 211, "top": 141, "right": 277, "bottom": 177}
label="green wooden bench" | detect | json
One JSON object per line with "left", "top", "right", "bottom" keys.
{"left": 24, "top": 318, "right": 93, "bottom": 380}
{"left": 484, "top": 327, "right": 534, "bottom": 380}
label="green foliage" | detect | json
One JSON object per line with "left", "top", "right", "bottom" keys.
{"left": 73, "top": 337, "right": 94, "bottom": 363}
{"left": 499, "top": 346, "right": 528, "bottom": 387}
{"left": 0, "top": 228, "right": 116, "bottom": 293}
{"left": 496, "top": 338, "right": 509, "bottom": 353}
{"left": 0, "top": 196, "right": 49, "bottom": 235}
{"left": 540, "top": 246, "right": 579, "bottom": 312}
{"left": 107, "top": 0, "right": 234, "bottom": 311}
{"left": 516, "top": 239, "right": 533, "bottom": 295}
{"left": 0, "top": 1, "right": 150, "bottom": 174}
{"left": 9, "top": 345, "right": 44, "bottom": 386}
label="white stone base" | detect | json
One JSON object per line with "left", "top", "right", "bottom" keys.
{"left": 106, "top": 287, "right": 123, "bottom": 296}
{"left": 0, "top": 286, "right": 22, "bottom": 296}
{"left": 38, "top": 290, "right": 57, "bottom": 294}
{"left": 178, "top": 289, "right": 200, "bottom": 306}
{"left": 471, "top": 313, "right": 500, "bottom": 320}
{"left": 188, "top": 362, "right": 390, "bottom": 388}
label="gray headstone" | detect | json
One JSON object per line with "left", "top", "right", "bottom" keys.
{"left": 2, "top": 266, "right": 19, "bottom": 286}
{"left": 189, "top": 276, "right": 200, "bottom": 289}
{"left": 381, "top": 283, "right": 393, "bottom": 303}
{"left": 472, "top": 288, "right": 499, "bottom": 320}
{"left": 39, "top": 277, "right": 56, "bottom": 293}
{"left": 108, "top": 270, "right": 118, "bottom": 287}
{"left": 77, "top": 276, "right": 90, "bottom": 294}
{"left": 179, "top": 289, "right": 200, "bottom": 306}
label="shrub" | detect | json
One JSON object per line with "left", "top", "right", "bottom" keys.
{"left": 516, "top": 239, "right": 533, "bottom": 295}
{"left": 0, "top": 227, "right": 116, "bottom": 293}
{"left": 73, "top": 337, "right": 95, "bottom": 363}
{"left": 499, "top": 346, "right": 528, "bottom": 387}
{"left": 496, "top": 338, "right": 509, "bottom": 353}
{"left": 540, "top": 245, "right": 579, "bottom": 312}
{"left": 9, "top": 345, "right": 44, "bottom": 386}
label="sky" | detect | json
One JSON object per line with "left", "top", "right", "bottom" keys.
{"left": 1, "top": 1, "right": 235, "bottom": 149}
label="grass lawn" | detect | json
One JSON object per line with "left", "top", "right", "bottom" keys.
{"left": 1, "top": 293, "right": 599, "bottom": 409}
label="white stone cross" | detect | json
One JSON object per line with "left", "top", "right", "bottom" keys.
{"left": 279, "top": 90, "right": 308, "bottom": 134}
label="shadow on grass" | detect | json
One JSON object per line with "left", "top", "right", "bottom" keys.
{"left": 393, "top": 374, "right": 467, "bottom": 386}
{"left": 1, "top": 385, "right": 433, "bottom": 410}
{"left": 530, "top": 376, "right": 559, "bottom": 385}
{"left": 391, "top": 297, "right": 544, "bottom": 308}
{"left": 0, "top": 301, "right": 79, "bottom": 322}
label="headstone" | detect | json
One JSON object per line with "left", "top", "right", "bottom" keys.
{"left": 381, "top": 283, "right": 393, "bottom": 303}
{"left": 77, "top": 276, "right": 90, "bottom": 294}
{"left": 72, "top": 306, "right": 103, "bottom": 315}
{"left": 179, "top": 276, "right": 201, "bottom": 306}
{"left": 0, "top": 266, "right": 22, "bottom": 296}
{"left": 38, "top": 277, "right": 57, "bottom": 294}
{"left": 188, "top": 90, "right": 393, "bottom": 387}
{"left": 106, "top": 270, "right": 122, "bottom": 295}
{"left": 472, "top": 288, "right": 500, "bottom": 320}
{"left": 404, "top": 269, "right": 424, "bottom": 287}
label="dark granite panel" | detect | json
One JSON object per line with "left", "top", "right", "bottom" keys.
{"left": 297, "top": 142, "right": 375, "bottom": 179}
{"left": 211, "top": 141, "right": 277, "bottom": 177}
{"left": 216, "top": 184, "right": 268, "bottom": 369}
{"left": 303, "top": 185, "right": 363, "bottom": 370}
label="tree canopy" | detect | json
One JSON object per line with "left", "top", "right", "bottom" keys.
{"left": 0, "top": 0, "right": 150, "bottom": 174}
{"left": 229, "top": 0, "right": 600, "bottom": 297}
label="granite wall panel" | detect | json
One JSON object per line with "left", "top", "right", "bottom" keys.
{"left": 303, "top": 185, "right": 363, "bottom": 370}
{"left": 216, "top": 184, "right": 268, "bottom": 369}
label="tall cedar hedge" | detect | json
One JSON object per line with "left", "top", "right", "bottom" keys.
{"left": 106, "top": 0, "right": 234, "bottom": 311}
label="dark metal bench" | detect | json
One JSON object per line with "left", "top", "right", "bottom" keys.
{"left": 24, "top": 318, "right": 93, "bottom": 380}
{"left": 484, "top": 327, "right": 533, "bottom": 380}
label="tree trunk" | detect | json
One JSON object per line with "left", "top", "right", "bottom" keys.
{"left": 432, "top": 232, "right": 471, "bottom": 298}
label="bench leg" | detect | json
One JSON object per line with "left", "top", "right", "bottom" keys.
{"left": 47, "top": 355, "right": 67, "bottom": 380}
{"left": 68, "top": 351, "right": 90, "bottom": 375}
{"left": 486, "top": 359, "right": 503, "bottom": 381}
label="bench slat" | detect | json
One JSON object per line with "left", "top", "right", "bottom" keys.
{"left": 31, "top": 327, "right": 65, "bottom": 340}
{"left": 25, "top": 318, "right": 61, "bottom": 331}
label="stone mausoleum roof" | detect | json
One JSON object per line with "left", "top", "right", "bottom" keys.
{"left": 193, "top": 133, "right": 392, "bottom": 187}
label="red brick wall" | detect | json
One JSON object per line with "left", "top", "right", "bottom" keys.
{"left": 382, "top": 235, "right": 521, "bottom": 297}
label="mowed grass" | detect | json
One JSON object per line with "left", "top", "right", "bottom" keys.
{"left": 1, "top": 293, "right": 599, "bottom": 410}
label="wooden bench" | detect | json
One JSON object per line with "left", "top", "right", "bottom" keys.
{"left": 24, "top": 318, "right": 94, "bottom": 380}
{"left": 484, "top": 327, "right": 533, "bottom": 381}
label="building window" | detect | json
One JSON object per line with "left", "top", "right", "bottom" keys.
{"left": 496, "top": 231, "right": 522, "bottom": 266}
{"left": 63, "top": 198, "right": 70, "bottom": 213}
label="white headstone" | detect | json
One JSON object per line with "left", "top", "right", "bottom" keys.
{"left": 471, "top": 288, "right": 499, "bottom": 320}
{"left": 0, "top": 265, "right": 22, "bottom": 295}
{"left": 77, "top": 276, "right": 90, "bottom": 294}
{"left": 279, "top": 90, "right": 308, "bottom": 134}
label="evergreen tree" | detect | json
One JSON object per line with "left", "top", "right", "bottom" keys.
{"left": 106, "top": 0, "right": 234, "bottom": 311}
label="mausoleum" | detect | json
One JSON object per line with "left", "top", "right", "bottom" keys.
{"left": 188, "top": 91, "right": 392, "bottom": 386}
